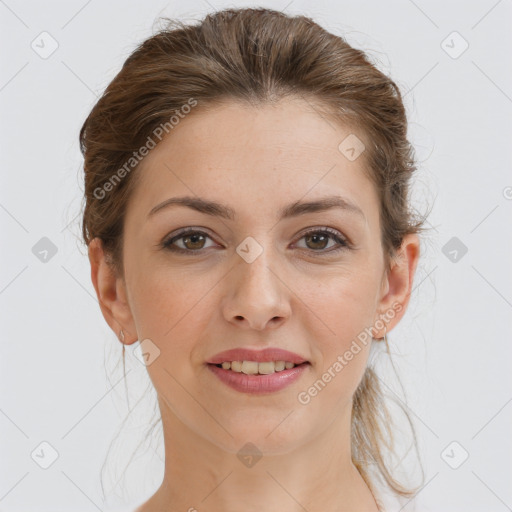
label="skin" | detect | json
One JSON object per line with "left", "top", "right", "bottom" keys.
{"left": 89, "top": 96, "right": 420, "bottom": 512}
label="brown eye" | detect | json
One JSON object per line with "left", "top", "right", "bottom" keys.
{"left": 295, "top": 228, "right": 349, "bottom": 254}
{"left": 304, "top": 232, "right": 330, "bottom": 250}
{"left": 182, "top": 233, "right": 206, "bottom": 250}
{"left": 163, "top": 230, "right": 216, "bottom": 252}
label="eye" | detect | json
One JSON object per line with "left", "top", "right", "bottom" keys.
{"left": 162, "top": 229, "right": 217, "bottom": 253}
{"left": 294, "top": 228, "right": 349, "bottom": 254}
{"left": 161, "top": 227, "right": 350, "bottom": 255}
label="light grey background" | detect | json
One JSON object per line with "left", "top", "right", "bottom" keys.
{"left": 1, "top": 0, "right": 511, "bottom": 511}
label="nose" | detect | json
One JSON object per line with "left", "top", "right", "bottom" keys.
{"left": 221, "top": 246, "right": 291, "bottom": 331}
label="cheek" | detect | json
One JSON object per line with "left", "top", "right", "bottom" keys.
{"left": 296, "top": 269, "right": 380, "bottom": 345}
{"left": 130, "top": 274, "right": 211, "bottom": 404}
{"left": 294, "top": 270, "right": 378, "bottom": 401}
{"left": 127, "top": 266, "right": 217, "bottom": 366}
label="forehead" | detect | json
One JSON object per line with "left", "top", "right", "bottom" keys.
{"left": 127, "top": 97, "right": 378, "bottom": 225}
{"left": 148, "top": 97, "right": 359, "bottom": 159}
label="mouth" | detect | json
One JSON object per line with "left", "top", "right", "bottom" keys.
{"left": 209, "top": 360, "right": 310, "bottom": 375}
{"left": 206, "top": 360, "right": 311, "bottom": 394}
{"left": 205, "top": 347, "right": 310, "bottom": 393}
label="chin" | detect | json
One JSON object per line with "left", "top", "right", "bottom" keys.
{"left": 206, "top": 420, "right": 308, "bottom": 457}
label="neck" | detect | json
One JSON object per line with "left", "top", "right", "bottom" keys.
{"left": 136, "top": 400, "right": 380, "bottom": 512}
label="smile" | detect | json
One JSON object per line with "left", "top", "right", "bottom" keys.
{"left": 207, "top": 361, "right": 310, "bottom": 393}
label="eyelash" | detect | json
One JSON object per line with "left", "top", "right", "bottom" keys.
{"left": 161, "top": 227, "right": 350, "bottom": 255}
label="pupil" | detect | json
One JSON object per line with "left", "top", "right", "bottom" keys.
{"left": 307, "top": 234, "right": 327, "bottom": 250}
{"left": 186, "top": 234, "right": 204, "bottom": 249}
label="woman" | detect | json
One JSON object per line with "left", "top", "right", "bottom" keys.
{"left": 81, "top": 7, "right": 427, "bottom": 511}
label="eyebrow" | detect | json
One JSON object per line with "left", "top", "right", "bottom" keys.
{"left": 147, "top": 195, "right": 366, "bottom": 221}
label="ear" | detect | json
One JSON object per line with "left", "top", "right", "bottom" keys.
{"left": 373, "top": 233, "right": 421, "bottom": 337}
{"left": 88, "top": 237, "right": 138, "bottom": 345}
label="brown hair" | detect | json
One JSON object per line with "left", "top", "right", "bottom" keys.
{"left": 80, "top": 6, "right": 429, "bottom": 505}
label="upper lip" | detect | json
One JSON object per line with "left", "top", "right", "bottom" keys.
{"left": 206, "top": 348, "right": 309, "bottom": 365}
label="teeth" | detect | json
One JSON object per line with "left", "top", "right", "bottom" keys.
{"left": 218, "top": 360, "right": 299, "bottom": 374}
{"left": 274, "top": 361, "right": 286, "bottom": 371}
{"left": 231, "top": 361, "right": 242, "bottom": 372}
{"left": 242, "top": 361, "right": 259, "bottom": 374}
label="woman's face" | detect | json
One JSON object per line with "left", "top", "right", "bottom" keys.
{"left": 100, "top": 97, "right": 416, "bottom": 455}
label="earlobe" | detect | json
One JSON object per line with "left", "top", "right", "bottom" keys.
{"left": 374, "top": 234, "right": 420, "bottom": 336}
{"left": 88, "top": 237, "right": 138, "bottom": 345}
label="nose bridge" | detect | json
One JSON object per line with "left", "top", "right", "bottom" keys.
{"left": 222, "top": 236, "right": 290, "bottom": 329}
{"left": 238, "top": 241, "right": 277, "bottom": 294}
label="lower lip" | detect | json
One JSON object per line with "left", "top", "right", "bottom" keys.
{"left": 207, "top": 363, "right": 309, "bottom": 394}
